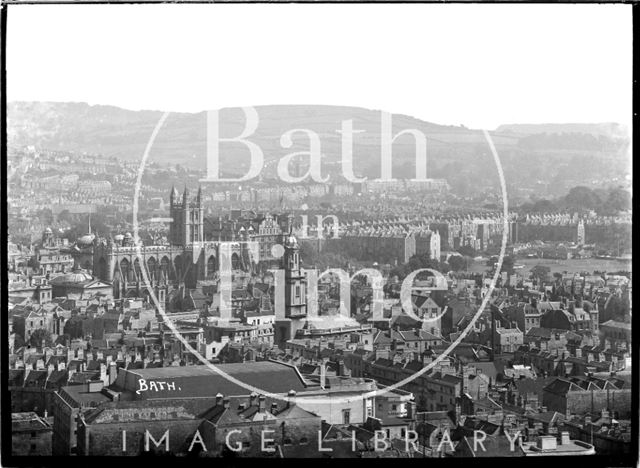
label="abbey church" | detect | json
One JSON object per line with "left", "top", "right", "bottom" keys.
{"left": 92, "top": 187, "right": 286, "bottom": 301}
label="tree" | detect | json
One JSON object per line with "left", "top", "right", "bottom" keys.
{"left": 531, "top": 199, "right": 557, "bottom": 212}
{"left": 57, "top": 209, "right": 72, "bottom": 223}
{"left": 299, "top": 242, "right": 318, "bottom": 266}
{"left": 487, "top": 255, "right": 515, "bottom": 275}
{"left": 389, "top": 254, "right": 449, "bottom": 281}
{"left": 36, "top": 208, "right": 54, "bottom": 225}
{"left": 29, "top": 329, "right": 53, "bottom": 348}
{"left": 605, "top": 188, "right": 632, "bottom": 213}
{"left": 456, "top": 245, "right": 476, "bottom": 257}
{"left": 12, "top": 333, "right": 26, "bottom": 350}
{"left": 563, "top": 186, "right": 602, "bottom": 212}
{"left": 530, "top": 265, "right": 551, "bottom": 283}
{"left": 448, "top": 255, "right": 467, "bottom": 272}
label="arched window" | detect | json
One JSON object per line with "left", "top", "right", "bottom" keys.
{"left": 120, "top": 258, "right": 130, "bottom": 278}
{"left": 147, "top": 257, "right": 157, "bottom": 276}
{"left": 231, "top": 252, "right": 241, "bottom": 270}
{"left": 174, "top": 255, "right": 182, "bottom": 280}
{"left": 160, "top": 256, "right": 170, "bottom": 275}
{"left": 207, "top": 255, "right": 216, "bottom": 278}
{"left": 133, "top": 258, "right": 142, "bottom": 279}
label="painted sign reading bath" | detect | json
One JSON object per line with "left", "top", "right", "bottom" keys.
{"left": 136, "top": 379, "right": 181, "bottom": 394}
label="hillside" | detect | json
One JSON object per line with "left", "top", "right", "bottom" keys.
{"left": 7, "top": 102, "right": 631, "bottom": 198}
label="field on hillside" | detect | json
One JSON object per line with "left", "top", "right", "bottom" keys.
{"left": 465, "top": 257, "right": 632, "bottom": 275}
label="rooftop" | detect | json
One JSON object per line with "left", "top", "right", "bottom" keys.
{"left": 114, "top": 360, "right": 309, "bottom": 399}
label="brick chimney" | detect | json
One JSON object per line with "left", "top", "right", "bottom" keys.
{"left": 249, "top": 392, "right": 258, "bottom": 407}
{"left": 215, "top": 393, "right": 224, "bottom": 406}
{"left": 223, "top": 397, "right": 230, "bottom": 410}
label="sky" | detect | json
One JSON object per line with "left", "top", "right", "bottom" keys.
{"left": 6, "top": 3, "right": 633, "bottom": 129}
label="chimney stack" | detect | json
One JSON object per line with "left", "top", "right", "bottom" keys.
{"left": 108, "top": 362, "right": 118, "bottom": 385}
{"left": 258, "top": 395, "right": 266, "bottom": 412}
{"left": 250, "top": 392, "right": 258, "bottom": 407}
{"left": 320, "top": 363, "right": 326, "bottom": 389}
{"left": 407, "top": 399, "right": 417, "bottom": 420}
{"left": 287, "top": 390, "right": 296, "bottom": 409}
{"left": 215, "top": 393, "right": 224, "bottom": 406}
{"left": 223, "top": 397, "right": 230, "bottom": 409}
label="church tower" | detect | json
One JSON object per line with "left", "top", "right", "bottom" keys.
{"left": 275, "top": 232, "right": 308, "bottom": 348}
{"left": 577, "top": 219, "right": 585, "bottom": 245}
{"left": 429, "top": 230, "right": 441, "bottom": 261}
{"left": 169, "top": 186, "right": 204, "bottom": 246}
{"left": 283, "top": 233, "right": 307, "bottom": 318}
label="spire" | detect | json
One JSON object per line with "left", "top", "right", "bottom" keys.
{"left": 197, "top": 185, "right": 202, "bottom": 203}
{"left": 170, "top": 185, "right": 178, "bottom": 204}
{"left": 183, "top": 185, "right": 189, "bottom": 206}
{"left": 88, "top": 214, "right": 92, "bottom": 235}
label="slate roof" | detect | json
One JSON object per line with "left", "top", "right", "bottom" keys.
{"left": 9, "top": 370, "right": 25, "bottom": 387}
{"left": 526, "top": 411, "right": 564, "bottom": 425}
{"left": 24, "top": 370, "right": 48, "bottom": 387}
{"left": 46, "top": 370, "right": 69, "bottom": 388}
{"left": 543, "top": 378, "right": 583, "bottom": 395}
{"left": 457, "top": 434, "right": 524, "bottom": 457}
{"left": 12, "top": 413, "right": 51, "bottom": 433}
{"left": 117, "top": 361, "right": 308, "bottom": 398}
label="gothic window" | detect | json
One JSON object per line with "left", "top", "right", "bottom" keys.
{"left": 120, "top": 258, "right": 130, "bottom": 278}
{"left": 159, "top": 256, "right": 170, "bottom": 279}
{"left": 207, "top": 256, "right": 216, "bottom": 278}
{"left": 231, "top": 253, "right": 241, "bottom": 270}
{"left": 174, "top": 256, "right": 182, "bottom": 279}
{"left": 147, "top": 257, "right": 156, "bottom": 275}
